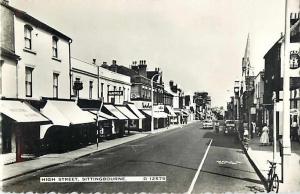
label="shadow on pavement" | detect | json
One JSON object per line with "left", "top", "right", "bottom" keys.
{"left": 127, "top": 160, "right": 197, "bottom": 171}
{"left": 219, "top": 165, "right": 257, "bottom": 174}
{"left": 201, "top": 170, "right": 263, "bottom": 185}
{"left": 202, "top": 131, "right": 241, "bottom": 149}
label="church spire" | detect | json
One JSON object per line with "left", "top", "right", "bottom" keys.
{"left": 242, "top": 33, "right": 251, "bottom": 76}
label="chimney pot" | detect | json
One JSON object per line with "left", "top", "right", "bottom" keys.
{"left": 93, "top": 59, "right": 96, "bottom": 64}
{"left": 112, "top": 60, "right": 117, "bottom": 65}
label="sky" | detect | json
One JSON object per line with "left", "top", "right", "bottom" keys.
{"left": 11, "top": 0, "right": 287, "bottom": 107}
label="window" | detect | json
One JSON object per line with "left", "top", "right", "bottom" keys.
{"left": 89, "top": 81, "right": 93, "bottom": 99}
{"left": 52, "top": 36, "right": 58, "bottom": 58}
{"left": 25, "top": 67, "right": 33, "bottom": 97}
{"left": 24, "top": 25, "right": 33, "bottom": 49}
{"left": 53, "top": 73, "right": 59, "bottom": 98}
{"left": 119, "top": 86, "right": 121, "bottom": 102}
{"left": 107, "top": 85, "right": 110, "bottom": 103}
{"left": 101, "top": 83, "right": 104, "bottom": 98}
{"left": 0, "top": 60, "right": 2, "bottom": 95}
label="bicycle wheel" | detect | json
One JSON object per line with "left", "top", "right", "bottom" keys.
{"left": 270, "top": 174, "right": 279, "bottom": 193}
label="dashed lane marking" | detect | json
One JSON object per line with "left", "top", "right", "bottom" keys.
{"left": 186, "top": 139, "right": 212, "bottom": 194}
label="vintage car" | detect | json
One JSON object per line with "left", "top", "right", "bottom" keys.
{"left": 203, "top": 120, "right": 213, "bottom": 129}
{"left": 224, "top": 120, "right": 236, "bottom": 135}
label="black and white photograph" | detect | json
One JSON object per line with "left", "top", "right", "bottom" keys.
{"left": 0, "top": 0, "right": 300, "bottom": 193}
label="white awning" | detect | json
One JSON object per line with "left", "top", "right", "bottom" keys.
{"left": 104, "top": 104, "right": 127, "bottom": 120}
{"left": 0, "top": 100, "right": 50, "bottom": 123}
{"left": 165, "top": 106, "right": 176, "bottom": 117}
{"left": 89, "top": 110, "right": 116, "bottom": 120}
{"left": 141, "top": 110, "right": 168, "bottom": 119}
{"left": 86, "top": 111, "right": 106, "bottom": 121}
{"left": 41, "top": 100, "right": 95, "bottom": 126}
{"left": 127, "top": 104, "right": 146, "bottom": 119}
{"left": 116, "top": 106, "right": 139, "bottom": 120}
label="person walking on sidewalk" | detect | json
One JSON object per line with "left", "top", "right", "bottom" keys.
{"left": 251, "top": 121, "right": 256, "bottom": 138}
{"left": 260, "top": 123, "right": 269, "bottom": 146}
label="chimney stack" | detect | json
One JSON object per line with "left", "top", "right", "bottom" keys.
{"left": 112, "top": 60, "right": 117, "bottom": 65}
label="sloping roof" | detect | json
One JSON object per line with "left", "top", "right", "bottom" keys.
{"left": 1, "top": 47, "right": 20, "bottom": 60}
{"left": 1, "top": 2, "right": 72, "bottom": 41}
{"left": 264, "top": 18, "right": 299, "bottom": 58}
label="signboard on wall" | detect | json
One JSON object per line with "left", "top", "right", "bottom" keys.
{"left": 250, "top": 107, "right": 256, "bottom": 114}
{"left": 153, "top": 105, "right": 164, "bottom": 112}
{"left": 108, "top": 91, "right": 123, "bottom": 96}
{"left": 133, "top": 101, "right": 152, "bottom": 109}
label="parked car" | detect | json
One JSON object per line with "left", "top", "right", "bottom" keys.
{"left": 224, "top": 120, "right": 236, "bottom": 135}
{"left": 203, "top": 120, "right": 213, "bottom": 129}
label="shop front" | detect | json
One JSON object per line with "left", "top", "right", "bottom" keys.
{"left": 0, "top": 100, "right": 50, "bottom": 163}
{"left": 40, "top": 100, "right": 96, "bottom": 153}
{"left": 102, "top": 104, "right": 128, "bottom": 137}
{"left": 126, "top": 103, "right": 146, "bottom": 131}
{"left": 115, "top": 105, "right": 139, "bottom": 133}
{"left": 165, "top": 105, "right": 177, "bottom": 125}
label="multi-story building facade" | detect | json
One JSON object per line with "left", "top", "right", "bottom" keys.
{"left": 0, "top": 1, "right": 88, "bottom": 163}
{"left": 263, "top": 12, "right": 299, "bottom": 137}
{"left": 101, "top": 60, "right": 171, "bottom": 130}
{"left": 253, "top": 71, "right": 265, "bottom": 129}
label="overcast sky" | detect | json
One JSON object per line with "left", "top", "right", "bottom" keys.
{"left": 11, "top": 0, "right": 287, "bottom": 107}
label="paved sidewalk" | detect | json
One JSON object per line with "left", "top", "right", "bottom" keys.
{"left": 244, "top": 135, "right": 300, "bottom": 192}
{"left": 1, "top": 121, "right": 198, "bottom": 182}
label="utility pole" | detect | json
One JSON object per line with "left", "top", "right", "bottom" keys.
{"left": 282, "top": 0, "right": 292, "bottom": 183}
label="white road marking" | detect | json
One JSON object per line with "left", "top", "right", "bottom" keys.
{"left": 186, "top": 139, "right": 212, "bottom": 194}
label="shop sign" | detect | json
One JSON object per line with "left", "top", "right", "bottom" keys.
{"left": 133, "top": 101, "right": 152, "bottom": 109}
{"left": 250, "top": 107, "right": 256, "bottom": 114}
{"left": 108, "top": 91, "right": 123, "bottom": 96}
{"left": 153, "top": 105, "right": 164, "bottom": 112}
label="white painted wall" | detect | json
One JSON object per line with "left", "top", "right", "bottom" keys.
{"left": 71, "top": 58, "right": 131, "bottom": 105}
{"left": 0, "top": 57, "right": 17, "bottom": 98}
{"left": 14, "top": 17, "right": 71, "bottom": 100}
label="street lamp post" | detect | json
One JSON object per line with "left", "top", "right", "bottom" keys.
{"left": 234, "top": 81, "right": 240, "bottom": 121}
{"left": 151, "top": 73, "right": 161, "bottom": 133}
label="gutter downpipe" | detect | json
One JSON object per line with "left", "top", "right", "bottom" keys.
{"left": 68, "top": 39, "right": 73, "bottom": 99}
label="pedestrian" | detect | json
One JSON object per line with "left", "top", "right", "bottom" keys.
{"left": 260, "top": 123, "right": 269, "bottom": 146}
{"left": 291, "top": 120, "right": 298, "bottom": 141}
{"left": 251, "top": 121, "right": 256, "bottom": 138}
{"left": 298, "top": 127, "right": 300, "bottom": 144}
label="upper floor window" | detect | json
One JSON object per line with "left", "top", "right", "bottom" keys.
{"left": 53, "top": 73, "right": 59, "bottom": 98}
{"left": 101, "top": 83, "right": 104, "bottom": 98}
{"left": 89, "top": 81, "right": 93, "bottom": 99}
{"left": 24, "top": 25, "right": 33, "bottom": 49}
{"left": 25, "top": 67, "right": 33, "bottom": 97}
{"left": 52, "top": 36, "right": 58, "bottom": 58}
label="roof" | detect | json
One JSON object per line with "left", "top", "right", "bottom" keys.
{"left": 264, "top": 18, "right": 299, "bottom": 58}
{"left": 1, "top": 2, "right": 72, "bottom": 41}
{"left": 1, "top": 47, "right": 20, "bottom": 60}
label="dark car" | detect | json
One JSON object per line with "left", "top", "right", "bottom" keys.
{"left": 224, "top": 120, "right": 236, "bottom": 135}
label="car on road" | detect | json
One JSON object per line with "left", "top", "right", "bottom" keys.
{"left": 224, "top": 120, "right": 236, "bottom": 135}
{"left": 203, "top": 120, "right": 213, "bottom": 129}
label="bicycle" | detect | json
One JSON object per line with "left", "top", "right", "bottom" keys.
{"left": 267, "top": 160, "right": 280, "bottom": 193}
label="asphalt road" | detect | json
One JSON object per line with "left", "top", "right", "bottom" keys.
{"left": 3, "top": 121, "right": 265, "bottom": 193}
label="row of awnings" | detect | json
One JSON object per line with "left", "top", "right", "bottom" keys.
{"left": 0, "top": 100, "right": 190, "bottom": 126}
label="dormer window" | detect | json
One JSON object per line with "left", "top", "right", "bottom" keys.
{"left": 24, "top": 25, "right": 33, "bottom": 49}
{"left": 52, "top": 36, "right": 58, "bottom": 58}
